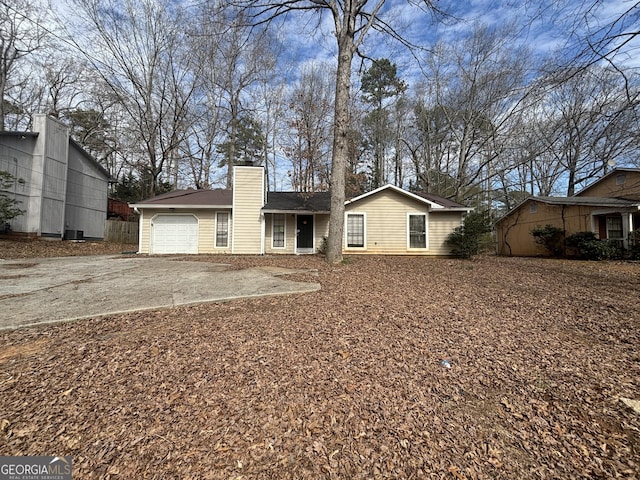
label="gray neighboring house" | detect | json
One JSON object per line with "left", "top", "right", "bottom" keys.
{"left": 0, "top": 114, "right": 110, "bottom": 240}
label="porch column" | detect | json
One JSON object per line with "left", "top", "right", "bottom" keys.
{"left": 623, "top": 213, "right": 632, "bottom": 248}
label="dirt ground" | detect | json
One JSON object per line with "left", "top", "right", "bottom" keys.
{"left": 0, "top": 238, "right": 134, "bottom": 259}
{"left": 0, "top": 239, "right": 639, "bottom": 479}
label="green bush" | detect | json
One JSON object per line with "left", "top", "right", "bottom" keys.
{"left": 580, "top": 240, "right": 621, "bottom": 260}
{"left": 317, "top": 236, "right": 328, "bottom": 255}
{"left": 530, "top": 225, "right": 564, "bottom": 256}
{"left": 628, "top": 230, "right": 640, "bottom": 260}
{"left": 0, "top": 171, "right": 25, "bottom": 226}
{"left": 566, "top": 231, "right": 622, "bottom": 260}
{"left": 446, "top": 210, "right": 492, "bottom": 259}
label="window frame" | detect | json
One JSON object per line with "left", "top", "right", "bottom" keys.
{"left": 272, "top": 213, "right": 286, "bottom": 249}
{"left": 345, "top": 212, "right": 366, "bottom": 249}
{"left": 215, "top": 211, "right": 230, "bottom": 248}
{"left": 407, "top": 212, "right": 428, "bottom": 250}
{"left": 606, "top": 215, "right": 623, "bottom": 240}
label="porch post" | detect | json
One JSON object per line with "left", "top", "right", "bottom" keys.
{"left": 623, "top": 213, "right": 632, "bottom": 249}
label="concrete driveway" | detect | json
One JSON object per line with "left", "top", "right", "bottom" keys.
{"left": 0, "top": 255, "right": 320, "bottom": 330}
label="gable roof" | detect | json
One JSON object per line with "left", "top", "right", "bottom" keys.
{"left": 495, "top": 195, "right": 640, "bottom": 225}
{"left": 412, "top": 191, "right": 468, "bottom": 209}
{"left": 131, "top": 184, "right": 471, "bottom": 212}
{"left": 130, "top": 189, "right": 233, "bottom": 208}
{"left": 535, "top": 196, "right": 640, "bottom": 207}
{"left": 262, "top": 191, "right": 331, "bottom": 213}
{"left": 345, "top": 184, "right": 470, "bottom": 211}
{"left": 574, "top": 168, "right": 640, "bottom": 197}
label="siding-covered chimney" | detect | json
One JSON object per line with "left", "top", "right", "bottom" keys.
{"left": 231, "top": 165, "right": 265, "bottom": 254}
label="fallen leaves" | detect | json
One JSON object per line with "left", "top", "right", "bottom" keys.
{"left": 0, "top": 252, "right": 639, "bottom": 478}
{"left": 0, "top": 238, "right": 132, "bottom": 259}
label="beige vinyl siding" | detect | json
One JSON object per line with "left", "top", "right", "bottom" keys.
{"left": 137, "top": 209, "right": 231, "bottom": 254}
{"left": 315, "top": 215, "right": 330, "bottom": 251}
{"left": 264, "top": 213, "right": 294, "bottom": 254}
{"left": 344, "top": 189, "right": 462, "bottom": 255}
{"left": 140, "top": 210, "right": 150, "bottom": 253}
{"left": 264, "top": 213, "right": 330, "bottom": 254}
{"left": 232, "top": 167, "right": 264, "bottom": 254}
{"left": 428, "top": 212, "right": 466, "bottom": 255}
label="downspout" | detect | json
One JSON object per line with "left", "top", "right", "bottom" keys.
{"left": 134, "top": 207, "right": 142, "bottom": 254}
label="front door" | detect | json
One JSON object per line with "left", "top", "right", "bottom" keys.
{"left": 296, "top": 215, "right": 314, "bottom": 252}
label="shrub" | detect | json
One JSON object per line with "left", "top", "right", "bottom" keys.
{"left": 317, "top": 236, "right": 328, "bottom": 255}
{"left": 0, "top": 171, "right": 25, "bottom": 227}
{"left": 566, "top": 231, "right": 622, "bottom": 260}
{"left": 446, "top": 210, "right": 492, "bottom": 259}
{"left": 628, "top": 230, "right": 640, "bottom": 260}
{"left": 530, "top": 225, "right": 564, "bottom": 256}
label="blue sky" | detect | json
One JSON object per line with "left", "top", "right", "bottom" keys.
{"left": 274, "top": 0, "right": 639, "bottom": 85}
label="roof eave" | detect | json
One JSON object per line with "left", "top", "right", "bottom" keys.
{"left": 439, "top": 207, "right": 474, "bottom": 212}
{"left": 262, "top": 209, "right": 330, "bottom": 214}
{"left": 346, "top": 184, "right": 448, "bottom": 209}
{"left": 129, "top": 203, "right": 232, "bottom": 209}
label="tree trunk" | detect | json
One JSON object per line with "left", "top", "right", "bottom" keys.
{"left": 326, "top": 35, "right": 354, "bottom": 264}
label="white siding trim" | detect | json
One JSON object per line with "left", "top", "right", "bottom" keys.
{"left": 345, "top": 184, "right": 444, "bottom": 209}
{"left": 138, "top": 209, "right": 144, "bottom": 254}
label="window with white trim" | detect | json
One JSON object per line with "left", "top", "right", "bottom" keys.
{"left": 216, "top": 212, "right": 229, "bottom": 247}
{"left": 408, "top": 214, "right": 427, "bottom": 248}
{"left": 272, "top": 213, "right": 285, "bottom": 248}
{"left": 346, "top": 213, "right": 365, "bottom": 248}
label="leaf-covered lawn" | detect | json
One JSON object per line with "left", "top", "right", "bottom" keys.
{"left": 1, "top": 250, "right": 639, "bottom": 479}
{"left": 0, "top": 238, "right": 134, "bottom": 259}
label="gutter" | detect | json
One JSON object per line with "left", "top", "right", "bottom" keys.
{"left": 129, "top": 204, "right": 233, "bottom": 209}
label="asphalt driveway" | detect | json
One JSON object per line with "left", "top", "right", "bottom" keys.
{"left": 0, "top": 255, "right": 320, "bottom": 330}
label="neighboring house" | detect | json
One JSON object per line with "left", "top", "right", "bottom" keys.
{"left": 0, "top": 115, "right": 111, "bottom": 240}
{"left": 131, "top": 165, "right": 471, "bottom": 255}
{"left": 496, "top": 168, "right": 640, "bottom": 256}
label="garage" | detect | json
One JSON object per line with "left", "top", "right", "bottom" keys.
{"left": 151, "top": 214, "right": 199, "bottom": 254}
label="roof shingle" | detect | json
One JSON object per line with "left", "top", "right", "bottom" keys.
{"left": 134, "top": 189, "right": 232, "bottom": 206}
{"left": 262, "top": 192, "right": 331, "bottom": 212}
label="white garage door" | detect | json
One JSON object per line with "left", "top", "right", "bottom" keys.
{"left": 151, "top": 215, "right": 199, "bottom": 254}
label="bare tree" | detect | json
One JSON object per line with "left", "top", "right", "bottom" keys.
{"left": 41, "top": 56, "right": 89, "bottom": 119}
{"left": 230, "top": 0, "right": 441, "bottom": 263}
{"left": 567, "top": 1, "right": 640, "bottom": 72}
{"left": 284, "top": 63, "right": 334, "bottom": 192}
{"left": 0, "top": 0, "right": 48, "bottom": 130}
{"left": 526, "top": 65, "right": 640, "bottom": 196}
{"left": 69, "top": 0, "right": 197, "bottom": 195}
{"left": 205, "top": 7, "right": 278, "bottom": 188}
{"left": 413, "top": 23, "right": 530, "bottom": 205}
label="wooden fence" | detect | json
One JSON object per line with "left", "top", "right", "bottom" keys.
{"left": 104, "top": 219, "right": 139, "bottom": 244}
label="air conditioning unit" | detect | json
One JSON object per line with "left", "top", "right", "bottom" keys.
{"left": 64, "top": 229, "right": 84, "bottom": 240}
